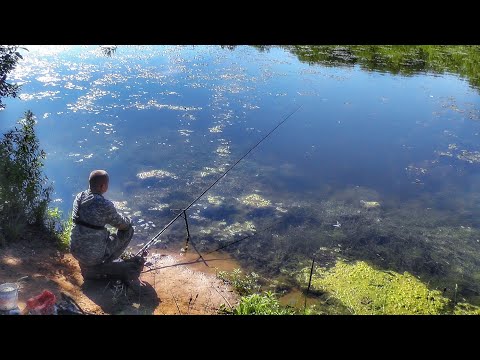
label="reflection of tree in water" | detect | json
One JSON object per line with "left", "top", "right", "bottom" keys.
{"left": 280, "top": 45, "right": 480, "bottom": 90}
{"left": 99, "top": 45, "right": 117, "bottom": 57}
{"left": 221, "top": 45, "right": 480, "bottom": 91}
{"left": 221, "top": 45, "right": 272, "bottom": 53}
{"left": 96, "top": 44, "right": 480, "bottom": 91}
{"left": 220, "top": 45, "right": 238, "bottom": 51}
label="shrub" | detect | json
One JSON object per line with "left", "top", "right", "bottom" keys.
{"left": 0, "top": 110, "right": 52, "bottom": 242}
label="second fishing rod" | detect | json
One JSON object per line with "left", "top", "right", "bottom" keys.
{"left": 135, "top": 104, "right": 303, "bottom": 257}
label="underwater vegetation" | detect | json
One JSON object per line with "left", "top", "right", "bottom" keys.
{"left": 239, "top": 193, "right": 272, "bottom": 208}
{"left": 360, "top": 200, "right": 380, "bottom": 209}
{"left": 136, "top": 169, "right": 178, "bottom": 180}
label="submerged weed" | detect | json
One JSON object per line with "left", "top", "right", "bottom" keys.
{"left": 217, "top": 268, "right": 261, "bottom": 296}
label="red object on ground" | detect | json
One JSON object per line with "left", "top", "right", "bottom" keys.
{"left": 26, "top": 290, "right": 56, "bottom": 315}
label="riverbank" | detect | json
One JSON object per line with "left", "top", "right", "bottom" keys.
{"left": 0, "top": 226, "right": 239, "bottom": 315}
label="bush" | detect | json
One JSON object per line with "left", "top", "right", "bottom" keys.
{"left": 0, "top": 110, "right": 52, "bottom": 242}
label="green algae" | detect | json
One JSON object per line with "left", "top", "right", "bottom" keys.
{"left": 299, "top": 260, "right": 450, "bottom": 314}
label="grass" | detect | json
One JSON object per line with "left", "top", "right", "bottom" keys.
{"left": 234, "top": 291, "right": 294, "bottom": 315}
{"left": 45, "top": 207, "right": 72, "bottom": 251}
{"left": 216, "top": 268, "right": 295, "bottom": 315}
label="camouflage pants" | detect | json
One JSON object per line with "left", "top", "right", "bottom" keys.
{"left": 80, "top": 225, "right": 141, "bottom": 281}
{"left": 103, "top": 225, "right": 134, "bottom": 263}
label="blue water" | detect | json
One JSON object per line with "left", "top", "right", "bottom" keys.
{"left": 2, "top": 46, "right": 480, "bottom": 290}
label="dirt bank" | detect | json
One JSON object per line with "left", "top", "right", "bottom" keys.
{"left": 0, "top": 235, "right": 240, "bottom": 315}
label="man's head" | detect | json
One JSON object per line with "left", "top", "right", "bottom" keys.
{"left": 89, "top": 170, "right": 109, "bottom": 194}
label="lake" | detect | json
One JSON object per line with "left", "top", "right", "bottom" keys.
{"left": 2, "top": 45, "right": 480, "bottom": 305}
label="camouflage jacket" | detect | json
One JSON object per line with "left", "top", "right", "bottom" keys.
{"left": 70, "top": 189, "right": 131, "bottom": 266}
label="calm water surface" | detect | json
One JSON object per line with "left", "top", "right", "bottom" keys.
{"left": 2, "top": 45, "right": 480, "bottom": 302}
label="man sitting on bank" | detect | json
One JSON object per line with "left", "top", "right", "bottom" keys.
{"left": 70, "top": 169, "right": 144, "bottom": 290}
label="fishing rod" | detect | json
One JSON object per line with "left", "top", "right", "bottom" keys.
{"left": 135, "top": 104, "right": 303, "bottom": 257}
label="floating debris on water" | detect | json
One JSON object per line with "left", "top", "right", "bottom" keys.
{"left": 437, "top": 151, "right": 453, "bottom": 157}
{"left": 200, "top": 166, "right": 225, "bottom": 177}
{"left": 136, "top": 169, "right": 179, "bottom": 180}
{"left": 216, "top": 145, "right": 231, "bottom": 157}
{"left": 224, "top": 221, "right": 256, "bottom": 237}
{"left": 198, "top": 220, "right": 256, "bottom": 240}
{"left": 178, "top": 129, "right": 193, "bottom": 137}
{"left": 209, "top": 125, "right": 223, "bottom": 133}
{"left": 457, "top": 150, "right": 480, "bottom": 164}
{"left": 406, "top": 165, "right": 427, "bottom": 175}
{"left": 112, "top": 200, "right": 129, "bottom": 210}
{"left": 360, "top": 200, "right": 381, "bottom": 209}
{"left": 207, "top": 195, "right": 224, "bottom": 205}
{"left": 148, "top": 204, "right": 169, "bottom": 211}
{"left": 240, "top": 194, "right": 272, "bottom": 208}
{"left": 274, "top": 202, "right": 288, "bottom": 213}
{"left": 19, "top": 90, "right": 60, "bottom": 101}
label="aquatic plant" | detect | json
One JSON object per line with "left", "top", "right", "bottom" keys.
{"left": 298, "top": 260, "right": 450, "bottom": 314}
{"left": 207, "top": 195, "right": 224, "bottom": 206}
{"left": 200, "top": 166, "right": 225, "bottom": 178}
{"left": 223, "top": 221, "right": 256, "bottom": 237}
{"left": 217, "top": 268, "right": 261, "bottom": 296}
{"left": 240, "top": 194, "right": 271, "bottom": 208}
{"left": 360, "top": 200, "right": 380, "bottom": 209}
{"left": 136, "top": 169, "right": 178, "bottom": 180}
{"left": 209, "top": 125, "right": 223, "bottom": 133}
{"left": 456, "top": 150, "right": 480, "bottom": 164}
{"left": 112, "top": 200, "right": 129, "bottom": 210}
{"left": 453, "top": 302, "right": 480, "bottom": 315}
{"left": 233, "top": 291, "right": 294, "bottom": 315}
